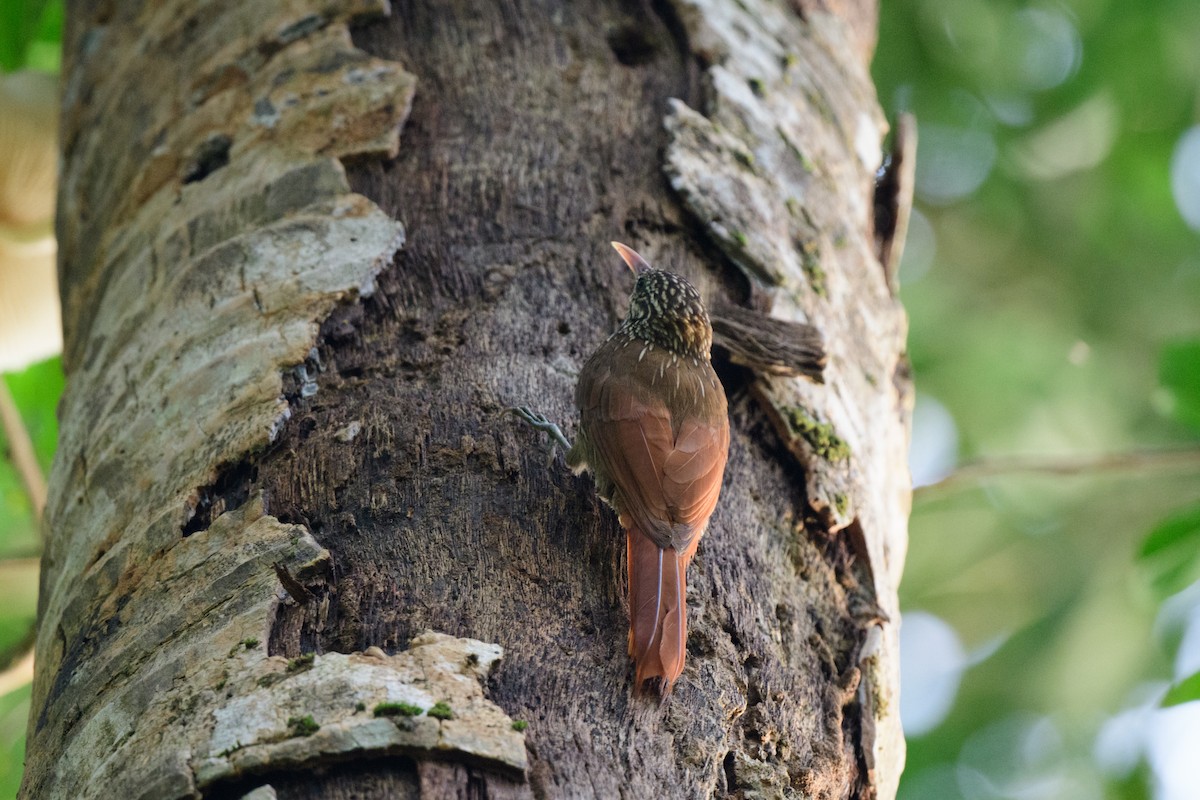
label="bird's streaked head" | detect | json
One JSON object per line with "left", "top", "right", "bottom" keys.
{"left": 610, "top": 242, "right": 712, "bottom": 358}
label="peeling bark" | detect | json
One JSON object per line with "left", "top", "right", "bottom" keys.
{"left": 27, "top": 1, "right": 908, "bottom": 798}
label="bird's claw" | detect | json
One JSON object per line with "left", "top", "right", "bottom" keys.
{"left": 505, "top": 406, "right": 572, "bottom": 454}
{"left": 508, "top": 405, "right": 551, "bottom": 428}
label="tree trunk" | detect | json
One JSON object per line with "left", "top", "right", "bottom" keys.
{"left": 24, "top": 1, "right": 909, "bottom": 798}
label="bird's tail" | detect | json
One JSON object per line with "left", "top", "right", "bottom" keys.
{"left": 626, "top": 526, "right": 690, "bottom": 692}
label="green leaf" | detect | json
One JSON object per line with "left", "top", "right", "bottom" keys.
{"left": 0, "top": 0, "right": 50, "bottom": 71}
{"left": 1162, "top": 670, "right": 1200, "bottom": 708}
{"left": 25, "top": 0, "right": 62, "bottom": 72}
{"left": 1160, "top": 339, "right": 1200, "bottom": 432}
{"left": 1137, "top": 504, "right": 1200, "bottom": 599}
{"left": 2, "top": 356, "right": 63, "bottom": 471}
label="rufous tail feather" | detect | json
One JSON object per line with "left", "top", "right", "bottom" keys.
{"left": 627, "top": 527, "right": 689, "bottom": 691}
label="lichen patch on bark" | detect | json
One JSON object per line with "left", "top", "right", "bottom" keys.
{"left": 197, "top": 629, "right": 527, "bottom": 789}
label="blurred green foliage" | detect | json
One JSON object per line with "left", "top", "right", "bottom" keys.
{"left": 0, "top": 359, "right": 60, "bottom": 560}
{"left": 2, "top": 8, "right": 65, "bottom": 794}
{"left": 0, "top": 359, "right": 59, "bottom": 800}
{"left": 0, "top": 0, "right": 61, "bottom": 72}
{"left": 0, "top": 685, "right": 29, "bottom": 797}
{"left": 1, "top": 0, "right": 1199, "bottom": 797}
{"left": 1148, "top": 336, "right": 1200, "bottom": 709}
{"left": 1160, "top": 339, "right": 1200, "bottom": 433}
{"left": 1139, "top": 504, "right": 1200, "bottom": 600}
{"left": 1163, "top": 671, "right": 1200, "bottom": 708}
{"left": 876, "top": 0, "right": 1200, "bottom": 797}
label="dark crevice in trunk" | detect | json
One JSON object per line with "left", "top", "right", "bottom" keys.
{"left": 201, "top": 757, "right": 422, "bottom": 800}
{"left": 181, "top": 460, "right": 257, "bottom": 537}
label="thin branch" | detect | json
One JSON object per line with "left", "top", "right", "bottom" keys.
{"left": 0, "top": 377, "right": 47, "bottom": 521}
{"left": 915, "top": 446, "right": 1200, "bottom": 501}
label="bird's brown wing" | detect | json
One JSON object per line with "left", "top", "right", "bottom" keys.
{"left": 578, "top": 347, "right": 729, "bottom": 554}
{"left": 660, "top": 415, "right": 729, "bottom": 550}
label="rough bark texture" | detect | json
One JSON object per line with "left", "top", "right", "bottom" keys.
{"left": 26, "top": 0, "right": 908, "bottom": 798}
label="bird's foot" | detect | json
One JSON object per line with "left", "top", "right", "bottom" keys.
{"left": 506, "top": 406, "right": 573, "bottom": 455}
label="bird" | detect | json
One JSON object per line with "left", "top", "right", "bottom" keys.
{"left": 512, "top": 242, "right": 730, "bottom": 692}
